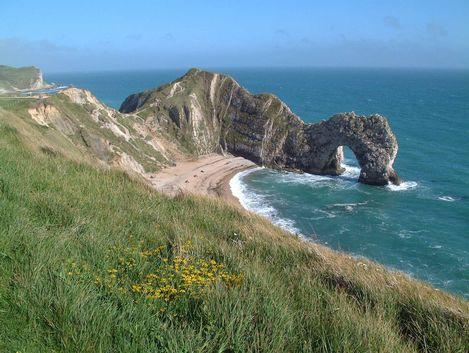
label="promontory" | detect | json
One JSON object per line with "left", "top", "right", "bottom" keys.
{"left": 120, "top": 68, "right": 400, "bottom": 186}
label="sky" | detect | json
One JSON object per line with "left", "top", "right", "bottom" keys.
{"left": 1, "top": 0, "right": 468, "bottom": 72}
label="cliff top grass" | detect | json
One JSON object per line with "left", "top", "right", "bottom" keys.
{"left": 0, "top": 65, "right": 41, "bottom": 91}
{"left": 0, "top": 122, "right": 468, "bottom": 353}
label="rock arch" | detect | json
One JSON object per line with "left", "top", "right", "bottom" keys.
{"left": 303, "top": 113, "right": 400, "bottom": 185}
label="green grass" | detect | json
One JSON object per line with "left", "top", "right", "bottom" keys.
{"left": 0, "top": 98, "right": 36, "bottom": 116}
{"left": 0, "top": 65, "right": 41, "bottom": 91}
{"left": 0, "top": 93, "right": 171, "bottom": 173}
{"left": 0, "top": 123, "right": 467, "bottom": 353}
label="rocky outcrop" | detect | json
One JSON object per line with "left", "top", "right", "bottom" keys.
{"left": 120, "top": 69, "right": 400, "bottom": 185}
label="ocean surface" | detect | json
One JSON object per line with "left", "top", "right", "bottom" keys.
{"left": 46, "top": 68, "right": 469, "bottom": 298}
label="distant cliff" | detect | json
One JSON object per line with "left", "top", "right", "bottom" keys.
{"left": 120, "top": 69, "right": 400, "bottom": 185}
{"left": 0, "top": 65, "right": 47, "bottom": 92}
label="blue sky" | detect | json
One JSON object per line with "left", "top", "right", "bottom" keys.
{"left": 1, "top": 0, "right": 468, "bottom": 72}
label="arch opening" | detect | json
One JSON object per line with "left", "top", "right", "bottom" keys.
{"left": 337, "top": 145, "right": 362, "bottom": 179}
{"left": 341, "top": 145, "right": 360, "bottom": 169}
{"left": 326, "top": 142, "right": 400, "bottom": 186}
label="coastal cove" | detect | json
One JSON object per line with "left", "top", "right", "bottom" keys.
{"left": 3, "top": 1, "right": 469, "bottom": 350}
{"left": 46, "top": 68, "right": 469, "bottom": 298}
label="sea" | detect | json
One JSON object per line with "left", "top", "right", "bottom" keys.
{"left": 46, "top": 68, "right": 469, "bottom": 298}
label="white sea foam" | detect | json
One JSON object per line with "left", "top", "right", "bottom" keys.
{"left": 430, "top": 245, "right": 443, "bottom": 249}
{"left": 340, "top": 162, "right": 419, "bottom": 193}
{"left": 229, "top": 167, "right": 262, "bottom": 203}
{"left": 277, "top": 172, "right": 332, "bottom": 186}
{"left": 230, "top": 168, "right": 302, "bottom": 235}
{"left": 340, "top": 163, "right": 361, "bottom": 179}
{"left": 328, "top": 201, "right": 368, "bottom": 212}
{"left": 386, "top": 181, "right": 418, "bottom": 191}
{"left": 229, "top": 163, "right": 363, "bottom": 234}
{"left": 230, "top": 163, "right": 420, "bottom": 241}
{"left": 329, "top": 202, "right": 368, "bottom": 207}
{"left": 438, "top": 196, "right": 455, "bottom": 202}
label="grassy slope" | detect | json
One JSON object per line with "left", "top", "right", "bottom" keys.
{"left": 0, "top": 92, "right": 170, "bottom": 174}
{"left": 0, "top": 123, "right": 468, "bottom": 353}
{"left": 0, "top": 65, "right": 41, "bottom": 91}
{"left": 47, "top": 93, "right": 168, "bottom": 172}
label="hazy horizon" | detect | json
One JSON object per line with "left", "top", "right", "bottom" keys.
{"left": 40, "top": 65, "right": 469, "bottom": 75}
{"left": 1, "top": 0, "right": 468, "bottom": 72}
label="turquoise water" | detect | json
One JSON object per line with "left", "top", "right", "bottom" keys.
{"left": 46, "top": 68, "right": 469, "bottom": 298}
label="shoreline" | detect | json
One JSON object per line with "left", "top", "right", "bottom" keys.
{"left": 146, "top": 153, "right": 255, "bottom": 207}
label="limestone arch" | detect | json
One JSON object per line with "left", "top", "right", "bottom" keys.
{"left": 305, "top": 113, "right": 400, "bottom": 185}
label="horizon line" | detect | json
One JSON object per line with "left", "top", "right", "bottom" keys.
{"left": 42, "top": 64, "right": 469, "bottom": 75}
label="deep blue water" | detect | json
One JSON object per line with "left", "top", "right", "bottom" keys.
{"left": 46, "top": 68, "right": 469, "bottom": 298}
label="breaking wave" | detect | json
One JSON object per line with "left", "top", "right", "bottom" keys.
{"left": 229, "top": 162, "right": 361, "bottom": 235}
{"left": 340, "top": 163, "right": 361, "bottom": 179}
{"left": 386, "top": 181, "right": 418, "bottom": 191}
{"left": 438, "top": 196, "right": 456, "bottom": 202}
{"left": 229, "top": 168, "right": 301, "bottom": 234}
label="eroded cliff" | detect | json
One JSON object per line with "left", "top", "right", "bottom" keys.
{"left": 120, "top": 69, "right": 400, "bottom": 185}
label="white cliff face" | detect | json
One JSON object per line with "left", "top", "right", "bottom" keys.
{"left": 30, "top": 69, "right": 45, "bottom": 90}
{"left": 61, "top": 88, "right": 133, "bottom": 141}
{"left": 209, "top": 74, "right": 219, "bottom": 105}
{"left": 168, "top": 81, "right": 184, "bottom": 98}
{"left": 189, "top": 92, "right": 213, "bottom": 154}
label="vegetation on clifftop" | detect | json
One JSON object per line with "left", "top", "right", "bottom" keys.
{"left": 0, "top": 65, "right": 43, "bottom": 91}
{"left": 0, "top": 89, "right": 176, "bottom": 175}
{"left": 0, "top": 122, "right": 467, "bottom": 353}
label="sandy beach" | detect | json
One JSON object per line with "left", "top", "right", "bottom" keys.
{"left": 146, "top": 154, "right": 255, "bottom": 205}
